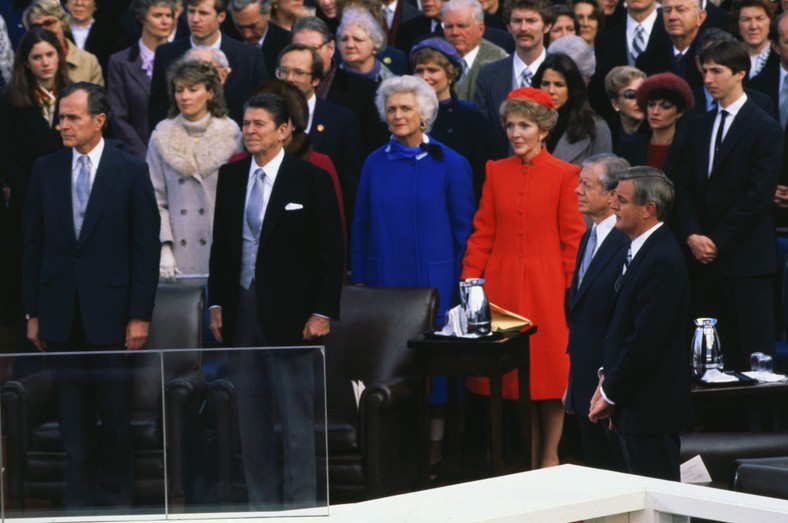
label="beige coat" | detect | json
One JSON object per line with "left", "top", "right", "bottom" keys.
{"left": 147, "top": 114, "right": 241, "bottom": 275}
{"left": 66, "top": 38, "right": 103, "bottom": 85}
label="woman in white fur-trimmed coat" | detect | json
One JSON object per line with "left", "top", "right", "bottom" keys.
{"left": 147, "top": 59, "right": 241, "bottom": 280}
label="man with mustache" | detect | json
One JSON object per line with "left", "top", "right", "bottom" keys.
{"left": 473, "top": 0, "right": 553, "bottom": 159}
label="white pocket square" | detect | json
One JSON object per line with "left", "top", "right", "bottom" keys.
{"left": 285, "top": 202, "right": 304, "bottom": 211}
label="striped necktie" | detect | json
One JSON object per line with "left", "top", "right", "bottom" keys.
{"left": 520, "top": 68, "right": 533, "bottom": 87}
{"left": 630, "top": 24, "right": 645, "bottom": 64}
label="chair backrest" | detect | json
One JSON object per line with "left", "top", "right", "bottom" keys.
{"left": 323, "top": 286, "right": 438, "bottom": 412}
{"left": 133, "top": 284, "right": 204, "bottom": 412}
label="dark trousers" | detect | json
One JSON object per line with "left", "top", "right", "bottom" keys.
{"left": 231, "top": 282, "right": 317, "bottom": 510}
{"left": 689, "top": 262, "right": 774, "bottom": 371}
{"left": 613, "top": 432, "right": 681, "bottom": 481}
{"left": 575, "top": 414, "right": 618, "bottom": 471}
{"left": 47, "top": 306, "right": 134, "bottom": 509}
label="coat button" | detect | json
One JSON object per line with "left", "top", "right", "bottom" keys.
{"left": 178, "top": 179, "right": 185, "bottom": 185}
{"left": 199, "top": 239, "right": 206, "bottom": 245}
{"left": 447, "top": 128, "right": 453, "bottom": 134}
{"left": 199, "top": 208, "right": 205, "bottom": 215}
{"left": 180, "top": 209, "right": 187, "bottom": 215}
{"left": 180, "top": 239, "right": 187, "bottom": 246}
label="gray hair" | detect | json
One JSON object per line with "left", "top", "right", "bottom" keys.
{"left": 292, "top": 16, "right": 334, "bottom": 42}
{"left": 442, "top": 0, "right": 484, "bottom": 23}
{"left": 228, "top": 0, "right": 272, "bottom": 15}
{"left": 130, "top": 0, "right": 177, "bottom": 24}
{"left": 337, "top": 6, "right": 387, "bottom": 50}
{"left": 548, "top": 35, "right": 596, "bottom": 78}
{"left": 375, "top": 75, "right": 439, "bottom": 132}
{"left": 23, "top": 0, "right": 70, "bottom": 32}
{"left": 581, "top": 153, "right": 631, "bottom": 193}
{"left": 617, "top": 166, "right": 675, "bottom": 221}
{"left": 185, "top": 46, "right": 230, "bottom": 68}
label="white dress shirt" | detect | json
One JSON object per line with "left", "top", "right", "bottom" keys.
{"left": 71, "top": 138, "right": 105, "bottom": 192}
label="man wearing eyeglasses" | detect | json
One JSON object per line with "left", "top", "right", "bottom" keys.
{"left": 277, "top": 43, "right": 363, "bottom": 235}
{"left": 148, "top": 0, "right": 267, "bottom": 130}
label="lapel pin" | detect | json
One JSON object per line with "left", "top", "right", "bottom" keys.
{"left": 317, "top": 124, "right": 325, "bottom": 132}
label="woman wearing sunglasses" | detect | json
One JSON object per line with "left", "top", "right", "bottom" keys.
{"left": 604, "top": 65, "right": 646, "bottom": 152}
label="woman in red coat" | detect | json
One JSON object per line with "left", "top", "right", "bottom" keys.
{"left": 462, "top": 87, "right": 585, "bottom": 468}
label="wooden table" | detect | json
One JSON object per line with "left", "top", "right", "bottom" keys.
{"left": 691, "top": 378, "right": 788, "bottom": 431}
{"left": 408, "top": 326, "right": 537, "bottom": 488}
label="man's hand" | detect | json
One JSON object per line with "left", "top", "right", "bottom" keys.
{"left": 775, "top": 185, "right": 788, "bottom": 208}
{"left": 210, "top": 307, "right": 223, "bottom": 343}
{"left": 27, "top": 317, "right": 46, "bottom": 352}
{"left": 687, "top": 234, "right": 718, "bottom": 264}
{"left": 588, "top": 377, "right": 614, "bottom": 423}
{"left": 125, "top": 319, "right": 150, "bottom": 350}
{"left": 302, "top": 315, "right": 330, "bottom": 341}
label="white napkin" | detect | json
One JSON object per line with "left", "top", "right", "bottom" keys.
{"left": 742, "top": 371, "right": 788, "bottom": 383}
{"left": 700, "top": 369, "right": 738, "bottom": 383}
{"left": 433, "top": 305, "right": 489, "bottom": 338}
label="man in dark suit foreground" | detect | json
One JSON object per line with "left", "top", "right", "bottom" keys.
{"left": 677, "top": 39, "right": 783, "bottom": 370}
{"left": 208, "top": 93, "right": 343, "bottom": 508}
{"left": 589, "top": 167, "right": 691, "bottom": 481}
{"left": 564, "top": 154, "right": 630, "bottom": 471}
{"left": 23, "top": 82, "right": 160, "bottom": 508}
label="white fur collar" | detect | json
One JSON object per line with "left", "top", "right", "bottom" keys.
{"left": 151, "top": 115, "right": 241, "bottom": 178}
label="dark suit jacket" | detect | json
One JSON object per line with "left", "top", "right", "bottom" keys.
{"left": 636, "top": 39, "right": 703, "bottom": 89}
{"left": 685, "top": 86, "right": 777, "bottom": 123}
{"left": 76, "top": 9, "right": 119, "bottom": 77}
{"left": 616, "top": 122, "right": 688, "bottom": 181}
{"left": 261, "top": 22, "right": 291, "bottom": 79}
{"left": 473, "top": 55, "right": 513, "bottom": 159}
{"left": 309, "top": 98, "right": 364, "bottom": 224}
{"left": 595, "top": 12, "right": 670, "bottom": 78}
{"left": 386, "top": 0, "right": 420, "bottom": 47}
{"left": 703, "top": 2, "right": 730, "bottom": 31}
{"left": 148, "top": 33, "right": 267, "bottom": 130}
{"left": 394, "top": 14, "right": 515, "bottom": 56}
{"left": 208, "top": 154, "right": 344, "bottom": 345}
{"left": 676, "top": 98, "right": 783, "bottom": 277}
{"left": 601, "top": 224, "right": 691, "bottom": 435}
{"left": 22, "top": 145, "right": 160, "bottom": 345}
{"left": 565, "top": 224, "right": 629, "bottom": 417}
{"left": 107, "top": 44, "right": 151, "bottom": 159}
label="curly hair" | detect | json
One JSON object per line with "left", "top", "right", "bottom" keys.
{"left": 166, "top": 59, "right": 228, "bottom": 118}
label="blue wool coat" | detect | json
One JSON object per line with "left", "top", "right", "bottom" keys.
{"left": 350, "top": 137, "right": 476, "bottom": 323}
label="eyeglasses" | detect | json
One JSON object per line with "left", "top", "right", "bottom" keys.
{"left": 619, "top": 89, "right": 637, "bottom": 100}
{"left": 275, "top": 66, "right": 312, "bottom": 80}
{"left": 30, "top": 17, "right": 60, "bottom": 29}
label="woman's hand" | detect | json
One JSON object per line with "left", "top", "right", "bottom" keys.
{"left": 159, "top": 243, "right": 181, "bottom": 283}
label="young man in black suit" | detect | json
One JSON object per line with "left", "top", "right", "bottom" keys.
{"left": 589, "top": 167, "right": 691, "bottom": 481}
{"left": 676, "top": 39, "right": 783, "bottom": 370}
{"left": 208, "top": 93, "right": 343, "bottom": 508}
{"left": 148, "top": 0, "right": 267, "bottom": 129}
{"left": 564, "top": 154, "right": 630, "bottom": 471}
{"left": 23, "top": 82, "right": 160, "bottom": 508}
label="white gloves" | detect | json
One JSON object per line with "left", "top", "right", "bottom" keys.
{"left": 159, "top": 243, "right": 181, "bottom": 283}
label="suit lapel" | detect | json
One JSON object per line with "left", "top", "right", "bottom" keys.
{"left": 78, "top": 145, "right": 119, "bottom": 246}
{"left": 493, "top": 57, "right": 514, "bottom": 107}
{"left": 310, "top": 100, "right": 327, "bottom": 149}
{"left": 569, "top": 230, "right": 590, "bottom": 303}
{"left": 572, "top": 228, "right": 627, "bottom": 309}
{"left": 259, "top": 154, "right": 298, "bottom": 248}
{"left": 127, "top": 50, "right": 151, "bottom": 97}
{"left": 712, "top": 101, "right": 753, "bottom": 172}
{"left": 696, "top": 111, "right": 715, "bottom": 187}
{"left": 55, "top": 151, "right": 78, "bottom": 245}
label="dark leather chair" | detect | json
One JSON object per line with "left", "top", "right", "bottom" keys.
{"left": 680, "top": 432, "right": 788, "bottom": 489}
{"left": 731, "top": 456, "right": 788, "bottom": 499}
{"left": 1, "top": 284, "right": 206, "bottom": 507}
{"left": 208, "top": 286, "right": 438, "bottom": 505}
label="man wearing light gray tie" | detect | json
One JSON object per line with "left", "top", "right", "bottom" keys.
{"left": 22, "top": 82, "right": 160, "bottom": 508}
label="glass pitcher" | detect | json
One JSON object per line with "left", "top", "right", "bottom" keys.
{"left": 459, "top": 278, "right": 492, "bottom": 334}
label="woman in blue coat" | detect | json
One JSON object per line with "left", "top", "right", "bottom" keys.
{"left": 351, "top": 75, "right": 476, "bottom": 464}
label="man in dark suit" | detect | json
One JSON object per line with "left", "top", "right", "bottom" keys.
{"left": 589, "top": 167, "right": 691, "bottom": 481}
{"left": 228, "top": 0, "right": 290, "bottom": 79}
{"left": 291, "top": 16, "right": 387, "bottom": 153}
{"left": 474, "top": 0, "right": 553, "bottom": 158}
{"left": 208, "top": 93, "right": 343, "bottom": 508}
{"left": 635, "top": 0, "right": 706, "bottom": 89}
{"left": 277, "top": 43, "right": 363, "bottom": 232}
{"left": 676, "top": 39, "right": 783, "bottom": 370}
{"left": 564, "top": 154, "right": 630, "bottom": 471}
{"left": 23, "top": 82, "right": 160, "bottom": 508}
{"left": 148, "top": 0, "right": 267, "bottom": 130}
{"left": 381, "top": 0, "right": 420, "bottom": 47}
{"left": 594, "top": 0, "right": 670, "bottom": 76}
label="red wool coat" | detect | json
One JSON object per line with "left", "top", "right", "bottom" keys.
{"left": 462, "top": 148, "right": 585, "bottom": 400}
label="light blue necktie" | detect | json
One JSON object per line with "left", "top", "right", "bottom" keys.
{"left": 630, "top": 24, "right": 645, "bottom": 64}
{"left": 74, "top": 155, "right": 90, "bottom": 235}
{"left": 520, "top": 68, "right": 533, "bottom": 88}
{"left": 245, "top": 168, "right": 266, "bottom": 240}
{"left": 578, "top": 225, "right": 597, "bottom": 286}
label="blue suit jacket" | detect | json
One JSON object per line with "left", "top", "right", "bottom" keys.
{"left": 473, "top": 55, "right": 513, "bottom": 159}
{"left": 601, "top": 224, "right": 691, "bottom": 435}
{"left": 565, "top": 224, "right": 629, "bottom": 416}
{"left": 107, "top": 44, "right": 151, "bottom": 159}
{"left": 148, "top": 33, "right": 267, "bottom": 130}
{"left": 309, "top": 98, "right": 364, "bottom": 224}
{"left": 22, "top": 145, "right": 160, "bottom": 345}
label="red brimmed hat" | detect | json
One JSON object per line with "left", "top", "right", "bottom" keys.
{"left": 507, "top": 87, "right": 556, "bottom": 109}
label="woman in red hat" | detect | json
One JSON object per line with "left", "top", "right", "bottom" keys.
{"left": 462, "top": 87, "right": 585, "bottom": 468}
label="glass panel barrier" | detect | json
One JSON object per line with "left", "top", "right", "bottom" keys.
{"left": 0, "top": 346, "right": 328, "bottom": 521}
